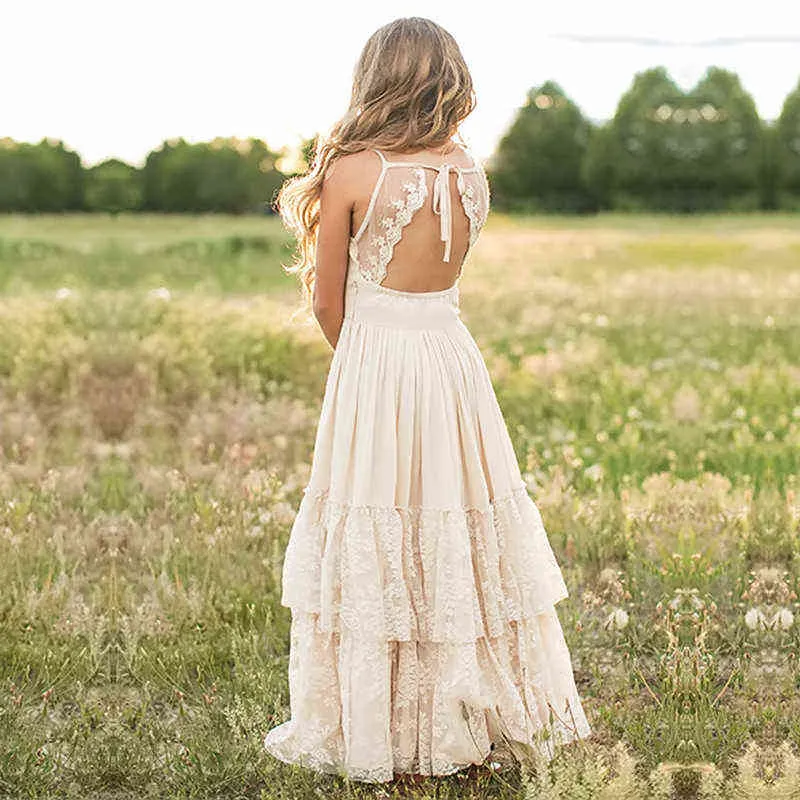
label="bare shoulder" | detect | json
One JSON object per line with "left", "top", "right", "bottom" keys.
{"left": 322, "top": 150, "right": 382, "bottom": 197}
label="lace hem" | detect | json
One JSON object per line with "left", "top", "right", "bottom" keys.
{"left": 279, "top": 485, "right": 570, "bottom": 642}
{"left": 263, "top": 608, "right": 592, "bottom": 783}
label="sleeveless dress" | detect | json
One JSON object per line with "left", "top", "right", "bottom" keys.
{"left": 263, "top": 146, "right": 592, "bottom": 783}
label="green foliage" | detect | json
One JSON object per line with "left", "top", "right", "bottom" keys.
{"left": 0, "top": 137, "right": 287, "bottom": 214}
{"left": 775, "top": 77, "right": 800, "bottom": 208}
{"left": 0, "top": 138, "right": 84, "bottom": 212}
{"left": 489, "top": 81, "right": 595, "bottom": 213}
{"left": 603, "top": 66, "right": 765, "bottom": 212}
{"left": 489, "top": 66, "right": 795, "bottom": 213}
{"left": 141, "top": 137, "right": 285, "bottom": 214}
{"left": 582, "top": 122, "right": 617, "bottom": 210}
{"left": 85, "top": 158, "right": 142, "bottom": 213}
{"left": 299, "top": 135, "right": 318, "bottom": 176}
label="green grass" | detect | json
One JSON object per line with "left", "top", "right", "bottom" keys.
{"left": 0, "top": 213, "right": 798, "bottom": 798}
{"left": 0, "top": 214, "right": 296, "bottom": 293}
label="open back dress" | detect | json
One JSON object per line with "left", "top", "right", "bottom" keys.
{"left": 263, "top": 144, "right": 592, "bottom": 782}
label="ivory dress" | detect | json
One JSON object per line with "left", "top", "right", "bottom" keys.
{"left": 263, "top": 145, "right": 592, "bottom": 783}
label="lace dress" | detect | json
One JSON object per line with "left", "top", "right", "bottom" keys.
{"left": 263, "top": 146, "right": 592, "bottom": 783}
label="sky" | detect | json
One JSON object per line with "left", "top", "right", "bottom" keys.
{"left": 4, "top": 0, "right": 800, "bottom": 167}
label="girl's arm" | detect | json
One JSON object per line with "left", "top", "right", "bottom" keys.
{"left": 313, "top": 157, "right": 357, "bottom": 350}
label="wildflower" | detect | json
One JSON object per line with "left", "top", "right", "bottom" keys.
{"left": 773, "top": 608, "right": 794, "bottom": 631}
{"left": 581, "top": 590, "right": 602, "bottom": 609}
{"left": 149, "top": 287, "right": 171, "bottom": 301}
{"left": 583, "top": 463, "right": 604, "bottom": 483}
{"left": 273, "top": 501, "right": 297, "bottom": 525}
{"left": 605, "top": 608, "right": 629, "bottom": 630}
{"left": 744, "top": 608, "right": 767, "bottom": 630}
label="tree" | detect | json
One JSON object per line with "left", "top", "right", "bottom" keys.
{"left": 605, "top": 66, "right": 763, "bottom": 211}
{"left": 85, "top": 159, "right": 141, "bottom": 213}
{"left": 692, "top": 68, "right": 763, "bottom": 209}
{"left": 140, "top": 137, "right": 285, "bottom": 213}
{"left": 582, "top": 122, "right": 617, "bottom": 210}
{"left": 774, "top": 76, "right": 800, "bottom": 209}
{"left": 488, "top": 81, "right": 594, "bottom": 212}
{"left": 300, "top": 136, "right": 318, "bottom": 174}
{"left": 609, "top": 67, "right": 691, "bottom": 210}
{"left": 0, "top": 138, "right": 84, "bottom": 212}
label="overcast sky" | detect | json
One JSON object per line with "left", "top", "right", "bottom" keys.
{"left": 4, "top": 0, "right": 799, "bottom": 166}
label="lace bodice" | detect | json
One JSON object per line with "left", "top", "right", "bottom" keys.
{"left": 348, "top": 146, "right": 490, "bottom": 286}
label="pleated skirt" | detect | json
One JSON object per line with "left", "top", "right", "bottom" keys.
{"left": 263, "top": 273, "right": 592, "bottom": 782}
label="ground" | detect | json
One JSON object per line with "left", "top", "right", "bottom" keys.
{"left": 0, "top": 212, "right": 797, "bottom": 798}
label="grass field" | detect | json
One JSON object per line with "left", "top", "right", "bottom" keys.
{"left": 0, "top": 212, "right": 798, "bottom": 799}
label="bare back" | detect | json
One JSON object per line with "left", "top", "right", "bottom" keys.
{"left": 348, "top": 145, "right": 490, "bottom": 293}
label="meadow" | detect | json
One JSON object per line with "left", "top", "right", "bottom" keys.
{"left": 0, "top": 212, "right": 798, "bottom": 799}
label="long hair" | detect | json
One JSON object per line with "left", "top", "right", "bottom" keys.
{"left": 277, "top": 17, "right": 477, "bottom": 307}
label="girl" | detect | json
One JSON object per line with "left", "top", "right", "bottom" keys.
{"left": 264, "top": 16, "right": 592, "bottom": 785}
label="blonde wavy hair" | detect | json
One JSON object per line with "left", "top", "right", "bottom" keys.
{"left": 277, "top": 17, "right": 477, "bottom": 306}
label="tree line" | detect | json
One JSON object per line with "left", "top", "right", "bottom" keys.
{"left": 0, "top": 137, "right": 285, "bottom": 215}
{"left": 490, "top": 67, "right": 800, "bottom": 212}
{"left": 1, "top": 66, "right": 799, "bottom": 214}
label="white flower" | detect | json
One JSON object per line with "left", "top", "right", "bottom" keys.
{"left": 606, "top": 608, "right": 629, "bottom": 630}
{"left": 744, "top": 607, "right": 767, "bottom": 630}
{"left": 273, "top": 501, "right": 297, "bottom": 525}
{"left": 55, "top": 287, "right": 73, "bottom": 300}
{"left": 149, "top": 287, "right": 171, "bottom": 301}
{"left": 773, "top": 608, "right": 794, "bottom": 630}
{"left": 584, "top": 463, "right": 604, "bottom": 483}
